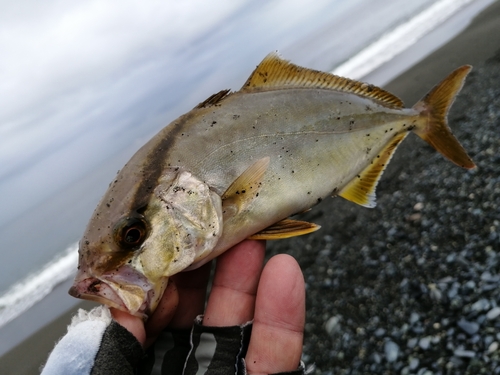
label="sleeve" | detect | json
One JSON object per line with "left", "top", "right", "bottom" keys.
{"left": 181, "top": 316, "right": 306, "bottom": 375}
{"left": 41, "top": 306, "right": 144, "bottom": 375}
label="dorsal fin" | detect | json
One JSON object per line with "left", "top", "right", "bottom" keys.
{"left": 195, "top": 89, "right": 231, "bottom": 109}
{"left": 241, "top": 52, "right": 404, "bottom": 109}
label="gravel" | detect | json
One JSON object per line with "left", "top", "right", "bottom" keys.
{"left": 267, "top": 51, "right": 500, "bottom": 374}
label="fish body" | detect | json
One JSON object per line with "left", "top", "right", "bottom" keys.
{"left": 70, "top": 53, "right": 475, "bottom": 317}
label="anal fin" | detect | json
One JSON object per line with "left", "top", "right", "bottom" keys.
{"left": 248, "top": 219, "right": 320, "bottom": 240}
{"left": 339, "top": 132, "right": 408, "bottom": 207}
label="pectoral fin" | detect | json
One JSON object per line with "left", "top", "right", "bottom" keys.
{"left": 339, "top": 132, "right": 408, "bottom": 207}
{"left": 248, "top": 219, "right": 320, "bottom": 240}
{"left": 222, "top": 157, "right": 270, "bottom": 216}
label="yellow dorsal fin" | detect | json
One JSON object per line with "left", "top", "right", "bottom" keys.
{"left": 248, "top": 218, "right": 320, "bottom": 240}
{"left": 339, "top": 132, "right": 408, "bottom": 207}
{"left": 222, "top": 157, "right": 270, "bottom": 216}
{"left": 241, "top": 52, "right": 404, "bottom": 109}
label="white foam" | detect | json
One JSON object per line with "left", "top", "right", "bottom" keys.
{"left": 0, "top": 243, "right": 78, "bottom": 329}
{"left": 332, "top": 0, "right": 475, "bottom": 79}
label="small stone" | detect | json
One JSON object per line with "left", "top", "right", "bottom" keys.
{"left": 431, "top": 335, "right": 441, "bottom": 344}
{"left": 419, "top": 337, "right": 431, "bottom": 350}
{"left": 384, "top": 341, "right": 399, "bottom": 363}
{"left": 325, "top": 316, "right": 341, "bottom": 334}
{"left": 410, "top": 312, "right": 420, "bottom": 325}
{"left": 487, "top": 307, "right": 500, "bottom": 320}
{"left": 464, "top": 280, "right": 476, "bottom": 290}
{"left": 453, "top": 348, "right": 476, "bottom": 358}
{"left": 471, "top": 298, "right": 490, "bottom": 312}
{"left": 414, "top": 202, "right": 424, "bottom": 211}
{"left": 407, "top": 338, "right": 418, "bottom": 349}
{"left": 374, "top": 327, "right": 386, "bottom": 337}
{"left": 488, "top": 341, "right": 499, "bottom": 353}
{"left": 457, "top": 319, "right": 479, "bottom": 335}
{"left": 409, "top": 357, "right": 420, "bottom": 370}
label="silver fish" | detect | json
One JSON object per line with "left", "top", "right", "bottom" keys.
{"left": 69, "top": 53, "right": 475, "bottom": 317}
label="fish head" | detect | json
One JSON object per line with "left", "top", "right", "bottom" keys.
{"left": 69, "top": 167, "right": 223, "bottom": 317}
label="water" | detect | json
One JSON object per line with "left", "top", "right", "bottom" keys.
{"left": 0, "top": 0, "right": 494, "bottom": 353}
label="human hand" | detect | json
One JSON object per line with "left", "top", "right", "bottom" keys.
{"left": 111, "top": 240, "right": 305, "bottom": 374}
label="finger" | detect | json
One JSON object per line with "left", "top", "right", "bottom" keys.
{"left": 245, "top": 254, "right": 305, "bottom": 375}
{"left": 143, "top": 279, "right": 179, "bottom": 347}
{"left": 110, "top": 308, "right": 146, "bottom": 346}
{"left": 165, "top": 260, "right": 212, "bottom": 329}
{"left": 203, "top": 240, "right": 266, "bottom": 327}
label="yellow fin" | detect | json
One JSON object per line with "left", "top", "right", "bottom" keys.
{"left": 412, "top": 65, "right": 475, "bottom": 169}
{"left": 241, "top": 52, "right": 404, "bottom": 109}
{"left": 339, "top": 132, "right": 408, "bottom": 207}
{"left": 248, "top": 219, "right": 320, "bottom": 240}
{"left": 222, "top": 157, "right": 270, "bottom": 215}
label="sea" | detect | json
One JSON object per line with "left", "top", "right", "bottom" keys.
{"left": 0, "top": 0, "right": 494, "bottom": 355}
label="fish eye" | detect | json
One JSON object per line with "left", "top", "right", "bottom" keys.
{"left": 114, "top": 217, "right": 148, "bottom": 250}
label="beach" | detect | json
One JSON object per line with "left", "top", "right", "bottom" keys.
{"left": 1, "top": 1, "right": 500, "bottom": 373}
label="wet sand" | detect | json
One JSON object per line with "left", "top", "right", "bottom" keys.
{"left": 1, "top": 1, "right": 499, "bottom": 374}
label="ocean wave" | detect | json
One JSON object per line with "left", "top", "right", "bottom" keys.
{"left": 0, "top": 243, "right": 78, "bottom": 329}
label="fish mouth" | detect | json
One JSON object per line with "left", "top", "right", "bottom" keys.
{"left": 68, "top": 266, "right": 164, "bottom": 318}
{"left": 68, "top": 278, "right": 131, "bottom": 312}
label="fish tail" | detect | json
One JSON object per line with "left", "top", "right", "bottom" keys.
{"left": 412, "top": 65, "right": 476, "bottom": 169}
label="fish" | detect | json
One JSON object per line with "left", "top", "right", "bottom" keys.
{"left": 69, "top": 52, "right": 475, "bottom": 318}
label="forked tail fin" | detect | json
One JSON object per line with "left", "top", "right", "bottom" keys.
{"left": 412, "top": 65, "right": 476, "bottom": 169}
